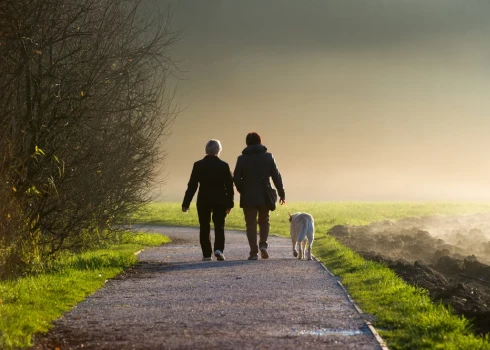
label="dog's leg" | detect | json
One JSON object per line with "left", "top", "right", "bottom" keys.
{"left": 292, "top": 239, "right": 298, "bottom": 257}
{"left": 306, "top": 239, "right": 312, "bottom": 260}
{"left": 298, "top": 240, "right": 305, "bottom": 260}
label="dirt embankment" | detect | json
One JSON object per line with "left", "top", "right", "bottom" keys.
{"left": 328, "top": 212, "right": 490, "bottom": 336}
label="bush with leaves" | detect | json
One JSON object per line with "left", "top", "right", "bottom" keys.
{"left": 0, "top": 0, "right": 179, "bottom": 277}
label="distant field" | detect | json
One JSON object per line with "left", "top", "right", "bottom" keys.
{"left": 132, "top": 201, "right": 490, "bottom": 238}
{"left": 132, "top": 201, "right": 490, "bottom": 349}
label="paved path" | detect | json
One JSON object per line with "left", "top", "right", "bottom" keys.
{"left": 34, "top": 226, "right": 386, "bottom": 349}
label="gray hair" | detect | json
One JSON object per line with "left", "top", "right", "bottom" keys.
{"left": 205, "top": 139, "right": 222, "bottom": 155}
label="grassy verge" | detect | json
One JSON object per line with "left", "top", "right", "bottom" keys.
{"left": 0, "top": 232, "right": 170, "bottom": 350}
{"left": 133, "top": 201, "right": 490, "bottom": 349}
{"left": 315, "top": 234, "right": 490, "bottom": 349}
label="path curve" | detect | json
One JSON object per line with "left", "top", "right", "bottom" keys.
{"left": 33, "top": 226, "right": 386, "bottom": 349}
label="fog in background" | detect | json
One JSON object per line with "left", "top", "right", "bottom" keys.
{"left": 152, "top": 0, "right": 490, "bottom": 202}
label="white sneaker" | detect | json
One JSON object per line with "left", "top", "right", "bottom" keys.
{"left": 214, "top": 250, "right": 225, "bottom": 261}
{"left": 202, "top": 256, "right": 212, "bottom": 261}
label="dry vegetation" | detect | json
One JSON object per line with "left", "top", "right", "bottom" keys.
{"left": 0, "top": 0, "right": 179, "bottom": 277}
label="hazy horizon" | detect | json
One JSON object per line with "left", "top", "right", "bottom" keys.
{"left": 152, "top": 0, "right": 490, "bottom": 203}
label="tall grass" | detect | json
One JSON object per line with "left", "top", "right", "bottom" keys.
{"left": 0, "top": 232, "right": 170, "bottom": 349}
{"left": 133, "top": 201, "right": 490, "bottom": 349}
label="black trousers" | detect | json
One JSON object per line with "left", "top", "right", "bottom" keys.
{"left": 197, "top": 204, "right": 227, "bottom": 258}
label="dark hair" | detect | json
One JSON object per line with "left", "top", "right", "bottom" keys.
{"left": 246, "top": 132, "right": 261, "bottom": 146}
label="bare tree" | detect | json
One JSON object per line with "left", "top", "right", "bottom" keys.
{"left": 0, "top": 0, "right": 180, "bottom": 277}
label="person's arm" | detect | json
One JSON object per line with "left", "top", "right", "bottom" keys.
{"left": 225, "top": 163, "right": 235, "bottom": 211}
{"left": 233, "top": 156, "right": 243, "bottom": 194}
{"left": 270, "top": 155, "right": 286, "bottom": 204}
{"left": 182, "top": 163, "right": 199, "bottom": 211}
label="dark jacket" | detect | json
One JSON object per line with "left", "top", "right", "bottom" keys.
{"left": 182, "top": 155, "right": 235, "bottom": 209}
{"left": 233, "top": 144, "right": 285, "bottom": 208}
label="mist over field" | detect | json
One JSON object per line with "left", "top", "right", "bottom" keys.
{"left": 333, "top": 213, "right": 490, "bottom": 264}
{"left": 328, "top": 210, "right": 490, "bottom": 335}
{"left": 152, "top": 0, "right": 490, "bottom": 202}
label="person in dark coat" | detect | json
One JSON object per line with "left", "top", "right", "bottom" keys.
{"left": 233, "top": 132, "right": 285, "bottom": 260}
{"left": 182, "top": 139, "right": 234, "bottom": 261}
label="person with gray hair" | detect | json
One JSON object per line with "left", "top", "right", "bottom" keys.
{"left": 205, "top": 139, "right": 221, "bottom": 155}
{"left": 182, "top": 139, "right": 235, "bottom": 261}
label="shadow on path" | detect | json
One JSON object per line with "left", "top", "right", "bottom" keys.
{"left": 33, "top": 225, "right": 386, "bottom": 350}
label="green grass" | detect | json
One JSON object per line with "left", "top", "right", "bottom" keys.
{"left": 0, "top": 232, "right": 170, "bottom": 350}
{"left": 133, "top": 201, "right": 490, "bottom": 349}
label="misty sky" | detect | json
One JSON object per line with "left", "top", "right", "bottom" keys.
{"left": 153, "top": 0, "right": 490, "bottom": 202}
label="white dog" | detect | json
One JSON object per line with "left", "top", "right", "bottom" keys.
{"left": 289, "top": 212, "right": 315, "bottom": 260}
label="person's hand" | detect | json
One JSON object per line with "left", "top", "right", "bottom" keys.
{"left": 279, "top": 197, "right": 286, "bottom": 205}
{"left": 226, "top": 208, "right": 231, "bottom": 215}
{"left": 182, "top": 206, "right": 189, "bottom": 213}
